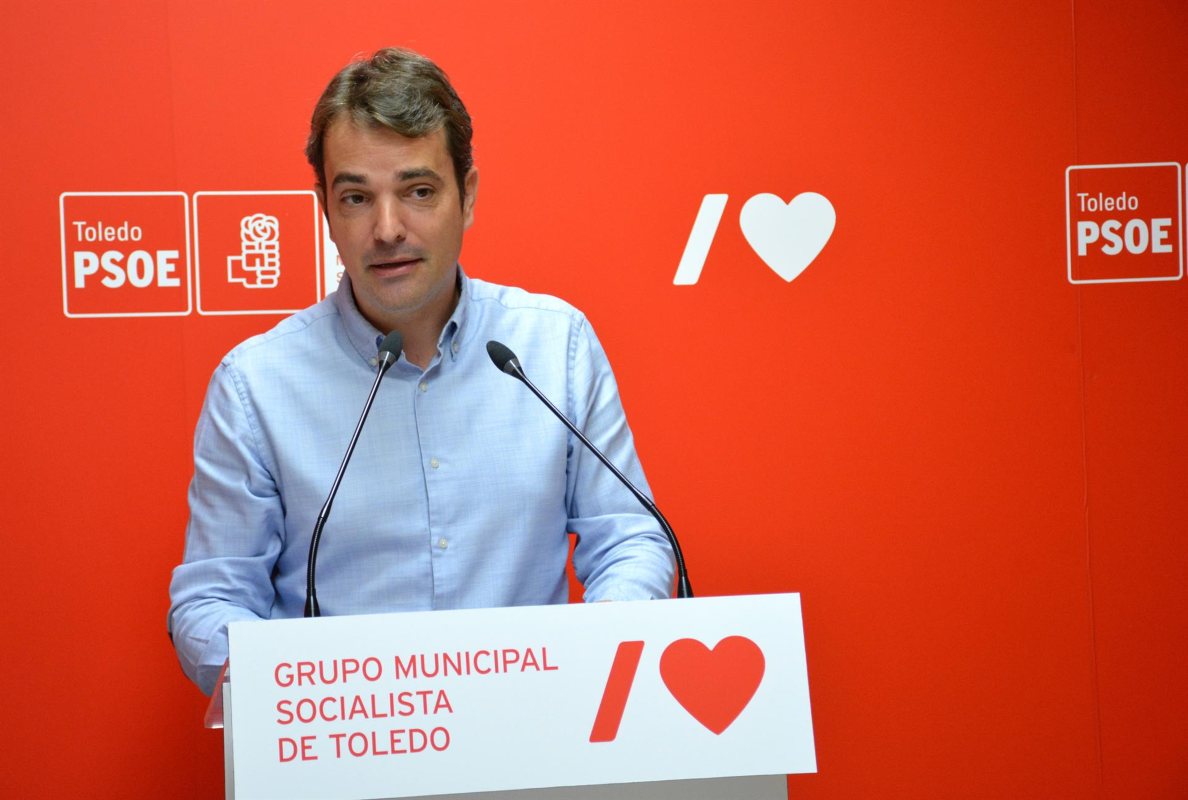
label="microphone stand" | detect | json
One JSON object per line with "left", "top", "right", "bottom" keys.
{"left": 487, "top": 341, "right": 693, "bottom": 598}
{"left": 304, "top": 331, "right": 403, "bottom": 617}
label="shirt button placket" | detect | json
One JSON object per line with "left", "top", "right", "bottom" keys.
{"left": 418, "top": 377, "right": 448, "bottom": 572}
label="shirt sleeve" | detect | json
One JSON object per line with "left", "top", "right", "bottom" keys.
{"left": 565, "top": 317, "right": 676, "bottom": 601}
{"left": 167, "top": 360, "right": 284, "bottom": 695}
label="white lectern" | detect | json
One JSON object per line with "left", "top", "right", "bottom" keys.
{"left": 206, "top": 594, "right": 815, "bottom": 799}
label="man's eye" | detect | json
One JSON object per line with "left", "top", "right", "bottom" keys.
{"left": 410, "top": 186, "right": 435, "bottom": 200}
{"left": 341, "top": 193, "right": 366, "bottom": 206}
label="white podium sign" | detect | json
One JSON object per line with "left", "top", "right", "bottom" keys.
{"left": 227, "top": 593, "right": 815, "bottom": 799}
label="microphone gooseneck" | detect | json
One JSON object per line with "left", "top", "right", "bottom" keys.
{"left": 485, "top": 339, "right": 693, "bottom": 598}
{"left": 304, "top": 330, "right": 404, "bottom": 617}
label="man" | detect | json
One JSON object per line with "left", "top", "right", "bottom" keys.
{"left": 168, "top": 48, "right": 674, "bottom": 695}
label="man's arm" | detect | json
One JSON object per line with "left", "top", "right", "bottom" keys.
{"left": 168, "top": 361, "right": 284, "bottom": 695}
{"left": 565, "top": 318, "right": 675, "bottom": 601}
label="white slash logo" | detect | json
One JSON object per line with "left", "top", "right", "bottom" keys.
{"left": 674, "top": 192, "right": 836, "bottom": 285}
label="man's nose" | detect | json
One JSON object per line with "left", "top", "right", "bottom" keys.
{"left": 373, "top": 197, "right": 407, "bottom": 243}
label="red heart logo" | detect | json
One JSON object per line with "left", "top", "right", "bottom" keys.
{"left": 659, "top": 636, "right": 766, "bottom": 735}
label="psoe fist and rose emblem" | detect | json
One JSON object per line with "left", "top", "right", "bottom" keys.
{"left": 229, "top": 213, "right": 282, "bottom": 289}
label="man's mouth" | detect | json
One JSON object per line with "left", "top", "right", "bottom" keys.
{"left": 369, "top": 256, "right": 422, "bottom": 275}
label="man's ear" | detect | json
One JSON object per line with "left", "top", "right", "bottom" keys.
{"left": 462, "top": 167, "right": 479, "bottom": 230}
{"left": 316, "top": 183, "right": 335, "bottom": 240}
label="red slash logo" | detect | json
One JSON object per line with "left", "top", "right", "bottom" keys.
{"left": 589, "top": 637, "right": 765, "bottom": 741}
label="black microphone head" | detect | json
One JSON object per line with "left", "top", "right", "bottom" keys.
{"left": 486, "top": 340, "right": 523, "bottom": 377}
{"left": 377, "top": 330, "right": 404, "bottom": 372}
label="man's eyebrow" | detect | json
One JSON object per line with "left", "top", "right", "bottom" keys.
{"left": 397, "top": 167, "right": 443, "bottom": 182}
{"left": 330, "top": 168, "right": 442, "bottom": 189}
{"left": 330, "top": 172, "right": 367, "bottom": 189}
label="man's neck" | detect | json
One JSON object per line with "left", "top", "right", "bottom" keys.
{"left": 400, "top": 326, "right": 448, "bottom": 370}
{"left": 364, "top": 284, "right": 461, "bottom": 371}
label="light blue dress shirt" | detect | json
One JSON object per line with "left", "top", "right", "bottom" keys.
{"left": 168, "top": 271, "right": 674, "bottom": 694}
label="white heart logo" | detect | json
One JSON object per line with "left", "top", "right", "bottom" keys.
{"left": 739, "top": 192, "right": 836, "bottom": 282}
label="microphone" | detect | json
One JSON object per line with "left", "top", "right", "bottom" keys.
{"left": 304, "top": 330, "right": 404, "bottom": 617}
{"left": 485, "top": 340, "right": 693, "bottom": 598}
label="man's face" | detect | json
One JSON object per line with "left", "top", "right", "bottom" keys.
{"left": 320, "top": 118, "right": 477, "bottom": 335}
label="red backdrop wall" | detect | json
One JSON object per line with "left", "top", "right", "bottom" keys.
{"left": 2, "top": 1, "right": 1186, "bottom": 796}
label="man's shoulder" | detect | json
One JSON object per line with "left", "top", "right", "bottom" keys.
{"left": 467, "top": 277, "right": 587, "bottom": 326}
{"left": 219, "top": 294, "right": 340, "bottom": 371}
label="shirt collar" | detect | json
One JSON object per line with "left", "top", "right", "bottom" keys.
{"left": 333, "top": 273, "right": 385, "bottom": 365}
{"left": 332, "top": 267, "right": 472, "bottom": 366}
{"left": 441, "top": 267, "right": 471, "bottom": 363}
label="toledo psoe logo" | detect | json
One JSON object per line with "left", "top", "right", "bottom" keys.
{"left": 1065, "top": 162, "right": 1182, "bottom": 284}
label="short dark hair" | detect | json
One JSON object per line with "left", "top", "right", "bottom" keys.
{"left": 306, "top": 47, "right": 473, "bottom": 204}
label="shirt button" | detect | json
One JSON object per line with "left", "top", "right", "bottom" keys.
{"left": 430, "top": 457, "right": 440, "bottom": 469}
{"left": 437, "top": 538, "right": 448, "bottom": 550}
{"left": 368, "top": 357, "right": 378, "bottom": 366}
{"left": 418, "top": 381, "right": 428, "bottom": 392}
{"left": 451, "top": 341, "right": 459, "bottom": 354}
